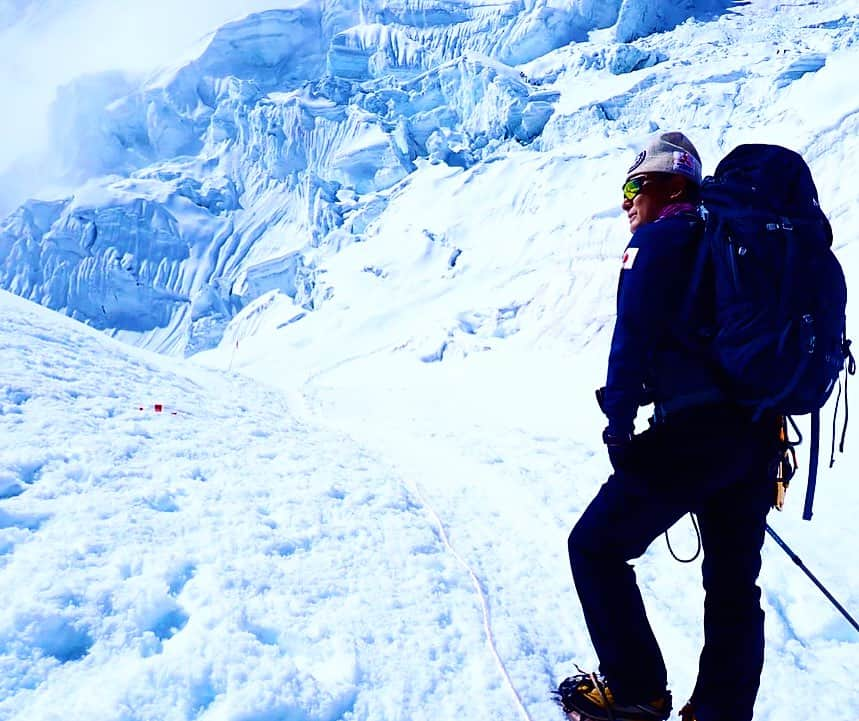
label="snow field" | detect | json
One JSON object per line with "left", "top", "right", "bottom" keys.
{"left": 290, "top": 341, "right": 859, "bottom": 721}
{"left": 1, "top": 289, "right": 549, "bottom": 721}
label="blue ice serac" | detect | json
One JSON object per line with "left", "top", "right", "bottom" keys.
{"left": 0, "top": 0, "right": 729, "bottom": 356}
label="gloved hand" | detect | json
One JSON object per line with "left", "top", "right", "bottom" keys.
{"left": 595, "top": 387, "right": 608, "bottom": 415}
{"left": 603, "top": 425, "right": 634, "bottom": 472}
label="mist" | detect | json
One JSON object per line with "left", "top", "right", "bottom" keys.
{"left": 0, "top": 0, "right": 306, "bottom": 211}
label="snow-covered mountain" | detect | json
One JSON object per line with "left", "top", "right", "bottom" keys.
{"left": 0, "top": 0, "right": 818, "bottom": 358}
{"left": 2, "top": 1, "right": 859, "bottom": 719}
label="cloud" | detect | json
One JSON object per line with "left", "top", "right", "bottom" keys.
{"left": 0, "top": 0, "right": 307, "bottom": 172}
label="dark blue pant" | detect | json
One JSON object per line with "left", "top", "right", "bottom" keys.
{"left": 568, "top": 407, "right": 778, "bottom": 721}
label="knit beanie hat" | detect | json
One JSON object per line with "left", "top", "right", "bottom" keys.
{"left": 625, "top": 132, "right": 702, "bottom": 185}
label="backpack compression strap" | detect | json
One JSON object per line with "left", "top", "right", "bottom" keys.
{"left": 802, "top": 409, "right": 820, "bottom": 521}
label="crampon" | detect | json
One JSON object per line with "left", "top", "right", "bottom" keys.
{"left": 554, "top": 671, "right": 671, "bottom": 721}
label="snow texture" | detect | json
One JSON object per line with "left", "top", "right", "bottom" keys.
{"left": 1, "top": 0, "right": 859, "bottom": 719}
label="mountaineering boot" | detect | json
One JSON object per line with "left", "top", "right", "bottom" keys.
{"left": 556, "top": 672, "right": 671, "bottom": 721}
{"left": 678, "top": 700, "right": 696, "bottom": 721}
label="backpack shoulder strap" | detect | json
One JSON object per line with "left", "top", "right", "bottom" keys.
{"left": 679, "top": 219, "right": 708, "bottom": 328}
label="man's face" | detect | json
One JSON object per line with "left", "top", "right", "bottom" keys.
{"left": 621, "top": 174, "right": 672, "bottom": 233}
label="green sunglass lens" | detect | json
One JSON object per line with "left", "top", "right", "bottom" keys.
{"left": 623, "top": 178, "right": 644, "bottom": 200}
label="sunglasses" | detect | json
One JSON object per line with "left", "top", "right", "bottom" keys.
{"left": 622, "top": 176, "right": 654, "bottom": 201}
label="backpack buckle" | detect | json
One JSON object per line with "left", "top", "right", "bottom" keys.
{"left": 766, "top": 218, "right": 794, "bottom": 232}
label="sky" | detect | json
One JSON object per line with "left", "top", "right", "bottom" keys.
{"left": 0, "top": 0, "right": 310, "bottom": 171}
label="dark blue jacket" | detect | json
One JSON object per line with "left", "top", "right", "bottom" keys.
{"left": 601, "top": 213, "right": 722, "bottom": 434}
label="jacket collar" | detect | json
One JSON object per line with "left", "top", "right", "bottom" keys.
{"left": 656, "top": 202, "right": 700, "bottom": 221}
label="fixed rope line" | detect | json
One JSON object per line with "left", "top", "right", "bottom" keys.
{"left": 293, "top": 387, "right": 535, "bottom": 721}
{"left": 406, "top": 479, "right": 535, "bottom": 721}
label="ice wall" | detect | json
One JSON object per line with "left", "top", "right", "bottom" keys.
{"left": 0, "top": 0, "right": 741, "bottom": 354}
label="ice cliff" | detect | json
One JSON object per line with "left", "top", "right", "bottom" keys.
{"left": 0, "top": 0, "right": 828, "bottom": 355}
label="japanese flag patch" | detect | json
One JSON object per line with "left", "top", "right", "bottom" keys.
{"left": 621, "top": 247, "right": 639, "bottom": 269}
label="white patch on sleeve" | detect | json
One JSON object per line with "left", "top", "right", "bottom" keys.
{"left": 621, "top": 247, "right": 639, "bottom": 269}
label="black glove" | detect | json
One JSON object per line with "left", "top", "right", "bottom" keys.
{"left": 595, "top": 387, "right": 608, "bottom": 415}
{"left": 603, "top": 426, "right": 634, "bottom": 472}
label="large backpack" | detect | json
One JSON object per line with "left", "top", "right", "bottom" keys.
{"left": 693, "top": 144, "right": 854, "bottom": 519}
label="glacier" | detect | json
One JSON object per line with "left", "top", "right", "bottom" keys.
{"left": 1, "top": 0, "right": 754, "bottom": 356}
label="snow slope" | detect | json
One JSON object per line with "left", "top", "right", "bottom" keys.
{"left": 3, "top": 288, "right": 565, "bottom": 721}
{"left": 2, "top": 282, "right": 857, "bottom": 720}
{"left": 2, "top": 0, "right": 859, "bottom": 719}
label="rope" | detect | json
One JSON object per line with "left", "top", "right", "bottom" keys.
{"left": 406, "top": 479, "right": 535, "bottom": 721}
{"left": 829, "top": 379, "right": 842, "bottom": 467}
{"left": 292, "top": 383, "right": 534, "bottom": 721}
{"left": 839, "top": 344, "right": 855, "bottom": 453}
{"left": 665, "top": 513, "right": 702, "bottom": 563}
